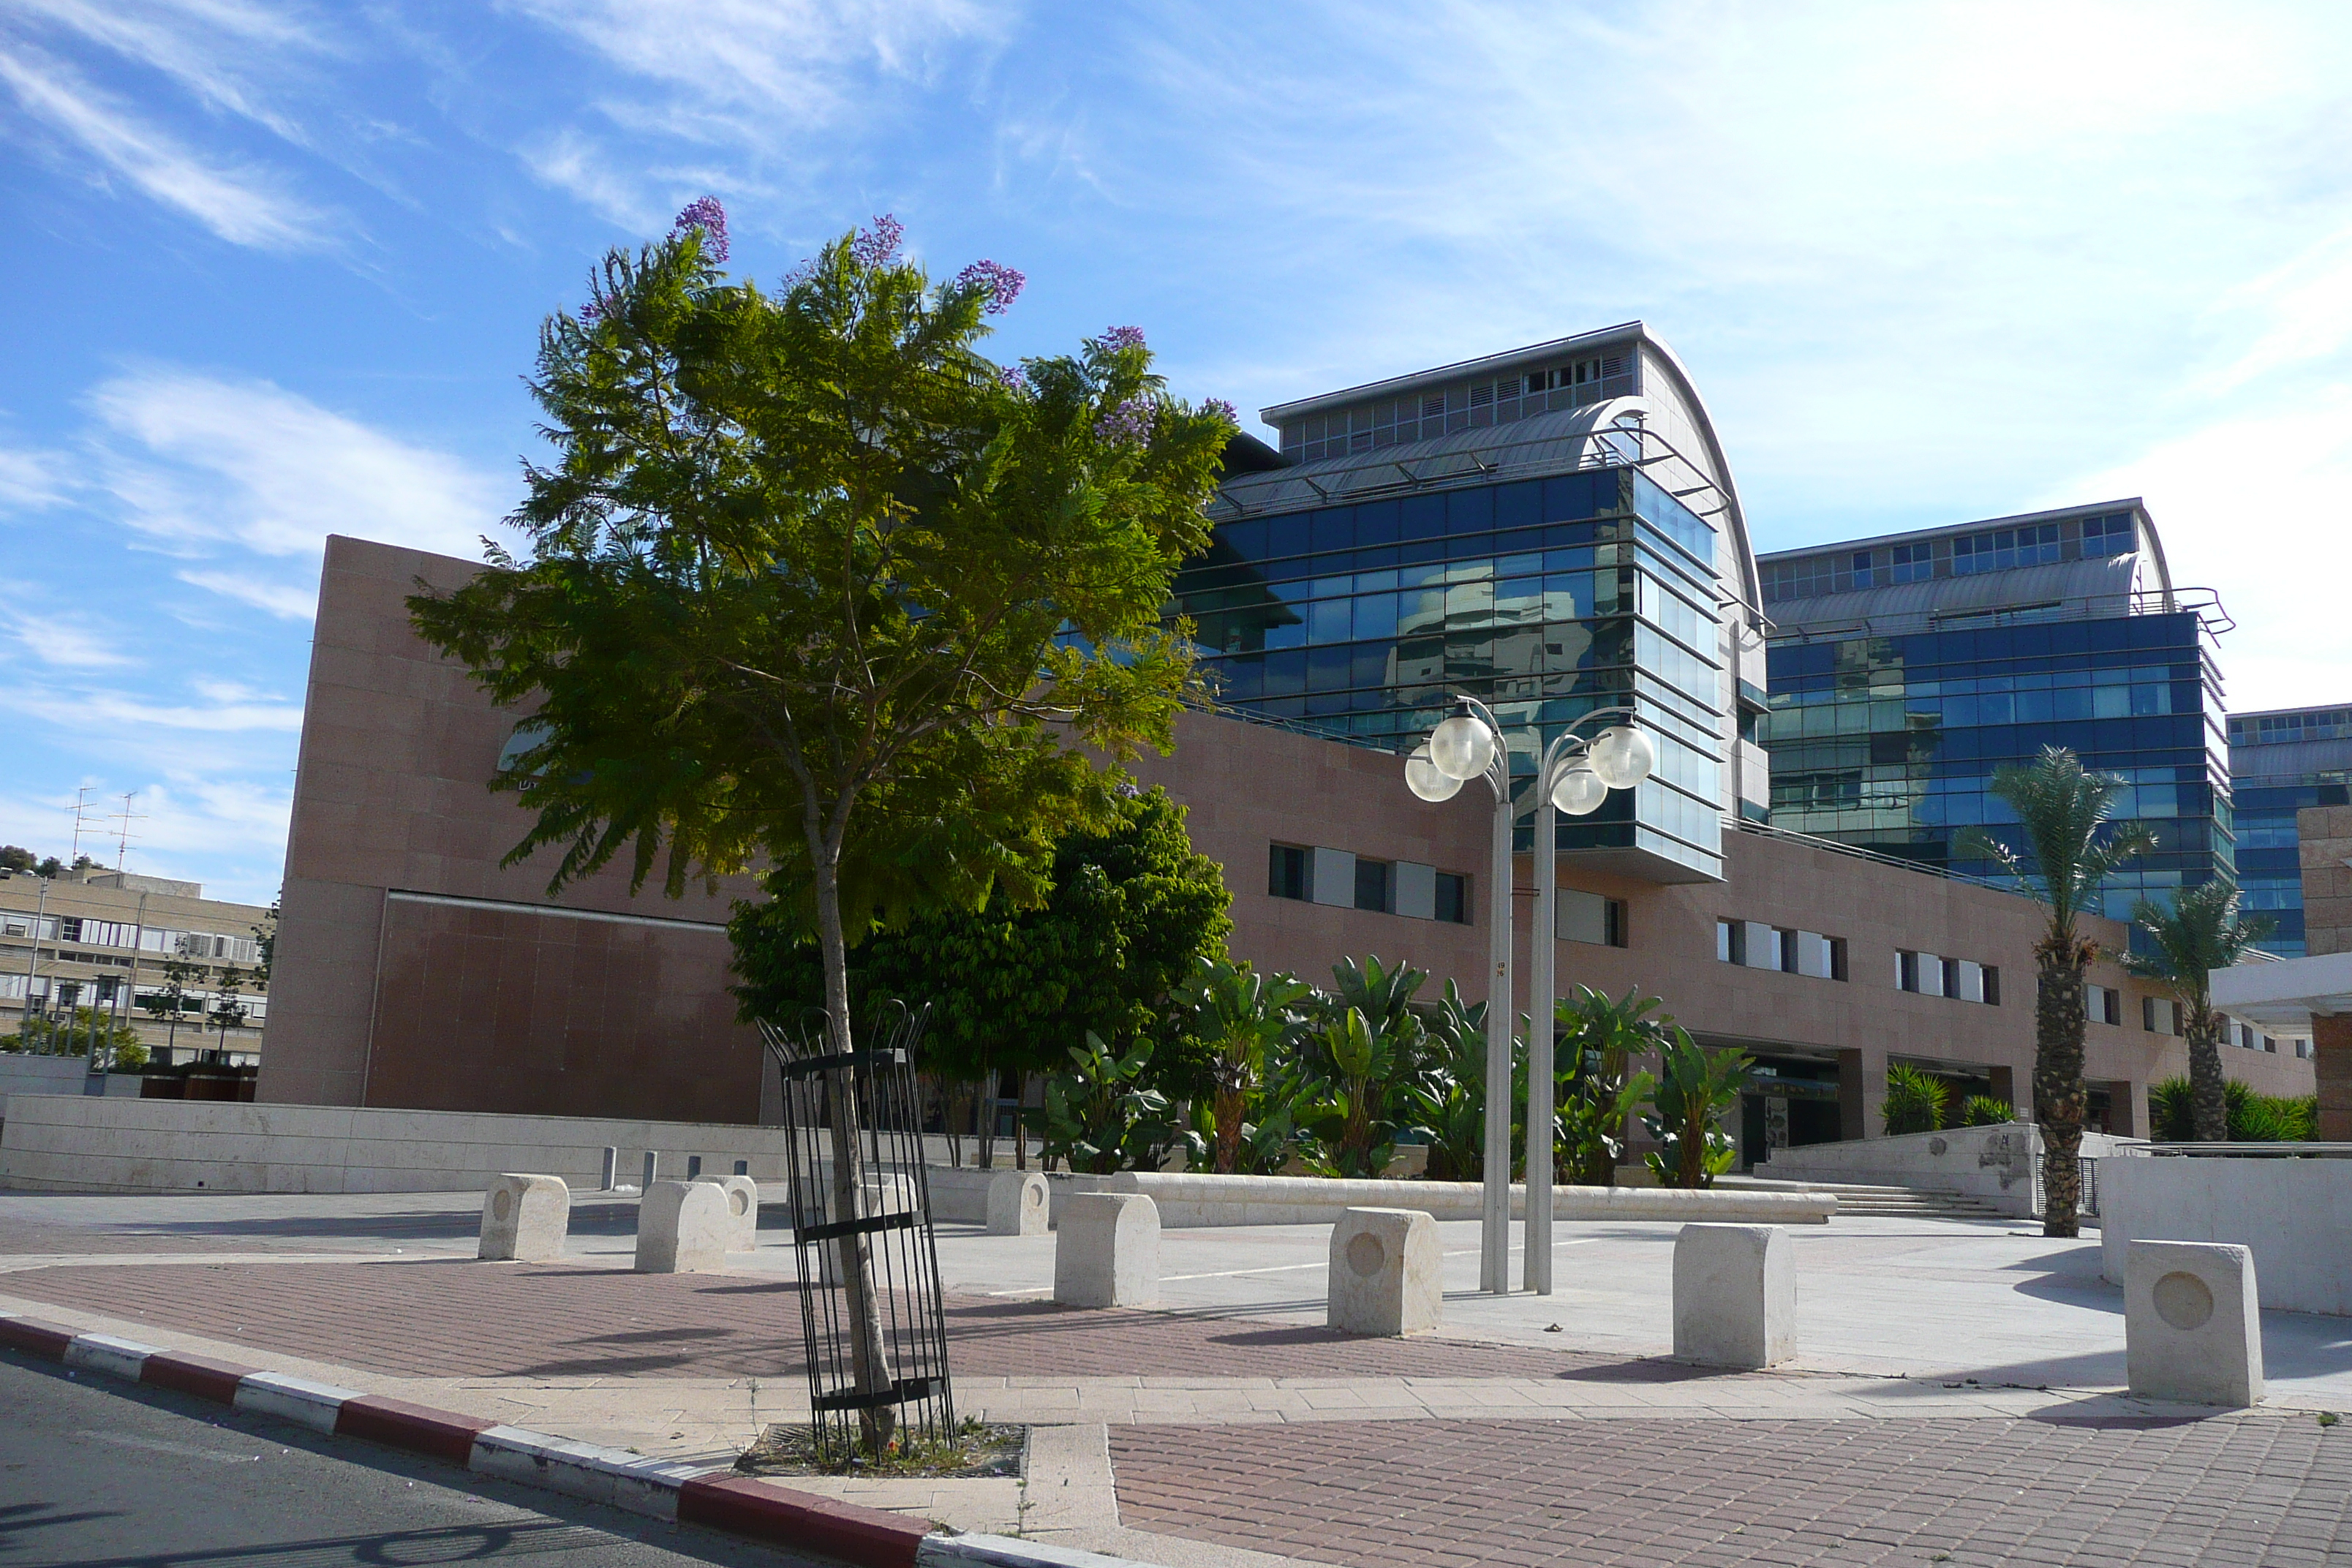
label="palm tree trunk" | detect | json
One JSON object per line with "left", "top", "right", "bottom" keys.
{"left": 2186, "top": 1009, "right": 2229, "bottom": 1142}
{"left": 2034, "top": 946, "right": 2089, "bottom": 1237}
{"left": 1213, "top": 1084, "right": 1244, "bottom": 1174}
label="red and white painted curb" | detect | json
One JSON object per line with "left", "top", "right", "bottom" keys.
{"left": 1, "top": 1311, "right": 1142, "bottom": 1568}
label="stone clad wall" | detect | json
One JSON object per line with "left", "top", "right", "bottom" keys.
{"left": 2100, "top": 1155, "right": 2352, "bottom": 1316}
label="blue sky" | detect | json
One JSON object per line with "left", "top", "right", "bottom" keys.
{"left": 4, "top": 1, "right": 2352, "bottom": 904}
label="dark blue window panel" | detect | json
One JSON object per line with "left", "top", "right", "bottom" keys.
{"left": 1263, "top": 649, "right": 1306, "bottom": 696}
{"left": 1496, "top": 480, "right": 1542, "bottom": 532}
{"left": 1351, "top": 645, "right": 1390, "bottom": 687}
{"left": 1446, "top": 488, "right": 1493, "bottom": 536}
{"left": 1311, "top": 508, "right": 1354, "bottom": 554}
{"left": 1401, "top": 538, "right": 1448, "bottom": 567}
{"left": 1356, "top": 500, "right": 1400, "bottom": 545}
{"left": 1217, "top": 655, "right": 1262, "bottom": 701}
{"left": 1353, "top": 544, "right": 1398, "bottom": 571}
{"left": 1265, "top": 513, "right": 1311, "bottom": 559}
{"left": 1307, "top": 645, "right": 1352, "bottom": 691}
{"left": 1219, "top": 519, "right": 1267, "bottom": 559}
{"left": 1401, "top": 494, "right": 1446, "bottom": 540}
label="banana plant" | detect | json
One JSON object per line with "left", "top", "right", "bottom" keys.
{"left": 1294, "top": 1006, "right": 1411, "bottom": 1178}
{"left": 1027, "top": 1031, "right": 1204, "bottom": 1175}
{"left": 1175, "top": 956, "right": 1313, "bottom": 1174}
{"left": 1640, "top": 1029, "right": 1751, "bottom": 1188}
{"left": 1554, "top": 986, "right": 1667, "bottom": 1186}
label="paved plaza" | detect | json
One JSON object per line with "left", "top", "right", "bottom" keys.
{"left": 3, "top": 1187, "right": 2350, "bottom": 1566}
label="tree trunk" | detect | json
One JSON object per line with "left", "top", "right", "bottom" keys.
{"left": 1213, "top": 1082, "right": 1244, "bottom": 1174}
{"left": 810, "top": 850, "right": 897, "bottom": 1454}
{"left": 2185, "top": 1007, "right": 2229, "bottom": 1142}
{"left": 2034, "top": 946, "right": 2090, "bottom": 1238}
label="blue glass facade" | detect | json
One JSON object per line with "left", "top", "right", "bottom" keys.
{"left": 1763, "top": 615, "right": 2231, "bottom": 913}
{"left": 2226, "top": 706, "right": 2352, "bottom": 956}
{"left": 1176, "top": 465, "right": 1731, "bottom": 878}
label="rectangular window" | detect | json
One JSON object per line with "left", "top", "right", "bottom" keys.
{"left": 1558, "top": 889, "right": 1626, "bottom": 948}
{"left": 2081, "top": 513, "right": 2135, "bottom": 557}
{"left": 1983, "top": 967, "right": 2001, "bottom": 1006}
{"left": 1717, "top": 919, "right": 1744, "bottom": 965}
{"left": 2143, "top": 996, "right": 2179, "bottom": 1036}
{"left": 1434, "top": 872, "right": 1469, "bottom": 926}
{"left": 2084, "top": 984, "right": 2121, "bottom": 1025}
{"left": 1268, "top": 843, "right": 1308, "bottom": 902}
{"left": 1354, "top": 858, "right": 1392, "bottom": 914}
{"left": 59, "top": 916, "right": 82, "bottom": 943}
{"left": 1890, "top": 542, "right": 1933, "bottom": 583}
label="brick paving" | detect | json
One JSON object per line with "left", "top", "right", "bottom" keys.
{"left": 1111, "top": 1414, "right": 2352, "bottom": 1567}
{"left": 0, "top": 1258, "right": 1774, "bottom": 1384}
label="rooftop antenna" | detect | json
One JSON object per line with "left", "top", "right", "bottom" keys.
{"left": 67, "top": 787, "right": 99, "bottom": 867}
{"left": 108, "top": 791, "right": 145, "bottom": 872}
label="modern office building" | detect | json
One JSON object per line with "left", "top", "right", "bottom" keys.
{"left": 2228, "top": 704, "right": 2352, "bottom": 956}
{"left": 0, "top": 867, "right": 270, "bottom": 1065}
{"left": 257, "top": 325, "right": 2316, "bottom": 1161}
{"left": 1756, "top": 503, "right": 2234, "bottom": 920}
{"left": 1188, "top": 322, "right": 1770, "bottom": 883}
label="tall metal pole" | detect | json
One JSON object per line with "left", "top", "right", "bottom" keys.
{"left": 1526, "top": 785, "right": 1556, "bottom": 1294}
{"left": 1480, "top": 755, "right": 1513, "bottom": 1295}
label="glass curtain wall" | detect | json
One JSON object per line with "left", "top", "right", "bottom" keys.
{"left": 2226, "top": 707, "right": 2352, "bottom": 956}
{"left": 1174, "top": 466, "right": 1727, "bottom": 877}
{"left": 1763, "top": 613, "right": 2234, "bottom": 916}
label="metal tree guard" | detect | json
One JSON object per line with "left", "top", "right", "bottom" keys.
{"left": 759, "top": 1000, "right": 954, "bottom": 1464}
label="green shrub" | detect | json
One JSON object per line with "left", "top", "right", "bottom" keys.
{"left": 1959, "top": 1095, "right": 2013, "bottom": 1127}
{"left": 1882, "top": 1063, "right": 1949, "bottom": 1135}
{"left": 2149, "top": 1076, "right": 2318, "bottom": 1142}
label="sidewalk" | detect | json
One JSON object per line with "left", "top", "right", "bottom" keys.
{"left": 4, "top": 1190, "right": 2350, "bottom": 1567}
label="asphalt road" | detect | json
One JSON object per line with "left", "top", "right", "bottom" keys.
{"left": 0, "top": 1352, "right": 822, "bottom": 1568}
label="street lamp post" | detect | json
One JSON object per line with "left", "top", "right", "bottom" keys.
{"left": 1408, "top": 696, "right": 1655, "bottom": 1296}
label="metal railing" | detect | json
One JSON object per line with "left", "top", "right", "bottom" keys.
{"left": 2142, "top": 1142, "right": 2352, "bottom": 1158}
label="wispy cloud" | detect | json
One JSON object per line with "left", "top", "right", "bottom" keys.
{"left": 0, "top": 443, "right": 73, "bottom": 510}
{"left": 0, "top": 39, "right": 328, "bottom": 249}
{"left": 84, "top": 366, "right": 512, "bottom": 617}
{"left": 8, "top": 0, "right": 332, "bottom": 144}
{"left": 0, "top": 607, "right": 139, "bottom": 670}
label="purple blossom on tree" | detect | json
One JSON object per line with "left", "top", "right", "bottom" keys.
{"left": 1095, "top": 395, "right": 1156, "bottom": 447}
{"left": 1096, "top": 325, "right": 1147, "bottom": 352}
{"left": 578, "top": 298, "right": 604, "bottom": 323}
{"left": 851, "top": 214, "right": 905, "bottom": 268}
{"left": 995, "top": 363, "right": 1030, "bottom": 395}
{"left": 954, "top": 259, "right": 1026, "bottom": 315}
{"left": 671, "top": 196, "right": 729, "bottom": 263}
{"left": 1205, "top": 399, "right": 1237, "bottom": 423}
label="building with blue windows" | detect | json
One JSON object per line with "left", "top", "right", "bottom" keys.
{"left": 2228, "top": 705, "right": 2352, "bottom": 956}
{"left": 1756, "top": 503, "right": 2234, "bottom": 919}
{"left": 1180, "top": 323, "right": 1771, "bottom": 883}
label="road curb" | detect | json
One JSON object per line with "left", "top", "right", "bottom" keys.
{"left": 0, "top": 1310, "right": 1156, "bottom": 1568}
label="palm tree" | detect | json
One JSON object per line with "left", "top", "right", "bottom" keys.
{"left": 2125, "top": 881, "right": 2272, "bottom": 1143}
{"left": 1964, "top": 746, "right": 2154, "bottom": 1237}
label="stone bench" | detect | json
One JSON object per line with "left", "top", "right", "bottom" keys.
{"left": 636, "top": 1180, "right": 730, "bottom": 1273}
{"left": 479, "top": 1173, "right": 569, "bottom": 1262}
{"left": 1673, "top": 1222, "right": 1795, "bottom": 1369}
{"left": 1327, "top": 1207, "right": 1440, "bottom": 1336}
{"left": 2126, "top": 1240, "right": 2264, "bottom": 1407}
{"left": 1055, "top": 1192, "right": 1158, "bottom": 1308}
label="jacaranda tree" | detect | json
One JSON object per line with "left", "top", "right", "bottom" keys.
{"left": 408, "top": 201, "right": 1233, "bottom": 1450}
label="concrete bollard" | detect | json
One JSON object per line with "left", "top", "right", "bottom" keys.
{"left": 986, "top": 1171, "right": 1049, "bottom": 1236}
{"left": 1327, "top": 1206, "right": 1441, "bottom": 1337}
{"left": 686, "top": 1156, "right": 703, "bottom": 1179}
{"left": 1055, "top": 1192, "right": 1159, "bottom": 1308}
{"left": 479, "top": 1174, "right": 570, "bottom": 1262}
{"left": 599, "top": 1147, "right": 617, "bottom": 1191}
{"left": 693, "top": 1174, "right": 761, "bottom": 1251}
{"left": 640, "top": 1151, "right": 658, "bottom": 1191}
{"left": 2126, "top": 1240, "right": 2264, "bottom": 1407}
{"left": 635, "top": 1180, "right": 731, "bottom": 1273}
{"left": 1673, "top": 1223, "right": 1795, "bottom": 1369}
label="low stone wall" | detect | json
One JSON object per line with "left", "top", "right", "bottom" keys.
{"left": 0, "top": 1058, "right": 141, "bottom": 1118}
{"left": 2100, "top": 1155, "right": 2352, "bottom": 1316}
{"left": 1096, "top": 1171, "right": 1835, "bottom": 1227}
{"left": 1754, "top": 1124, "right": 2140, "bottom": 1217}
{"left": 0, "top": 1094, "right": 951, "bottom": 1195}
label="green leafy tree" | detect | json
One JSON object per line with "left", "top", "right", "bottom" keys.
{"left": 1175, "top": 956, "right": 1312, "bottom": 1174}
{"left": 208, "top": 965, "right": 250, "bottom": 1052}
{"left": 1642, "top": 1032, "right": 1750, "bottom": 1188}
{"left": 2124, "top": 879, "right": 2272, "bottom": 1143}
{"left": 1294, "top": 1006, "right": 1417, "bottom": 1178}
{"left": 1961, "top": 745, "right": 2155, "bottom": 1237}
{"left": 406, "top": 204, "right": 1231, "bottom": 1450}
{"left": 253, "top": 891, "right": 280, "bottom": 985}
{"left": 0, "top": 845, "right": 35, "bottom": 873}
{"left": 140, "top": 956, "right": 203, "bottom": 1055}
{"left": 1882, "top": 1063, "right": 1950, "bottom": 1135}
{"left": 733, "top": 785, "right": 1232, "bottom": 1165}
{"left": 2149, "top": 1077, "right": 2315, "bottom": 1142}
{"left": 7, "top": 1007, "right": 145, "bottom": 1058}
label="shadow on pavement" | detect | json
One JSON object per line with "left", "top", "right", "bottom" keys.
{"left": 58, "top": 1519, "right": 617, "bottom": 1565}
